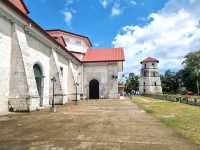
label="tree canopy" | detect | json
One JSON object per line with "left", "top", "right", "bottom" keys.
{"left": 161, "top": 50, "right": 200, "bottom": 95}
{"left": 124, "top": 73, "right": 139, "bottom": 95}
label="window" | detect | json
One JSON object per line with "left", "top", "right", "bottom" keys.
{"left": 144, "top": 64, "right": 147, "bottom": 68}
{"left": 144, "top": 71, "right": 147, "bottom": 77}
{"left": 143, "top": 89, "right": 146, "bottom": 93}
{"left": 153, "top": 72, "right": 156, "bottom": 77}
{"left": 75, "top": 40, "right": 81, "bottom": 46}
{"left": 152, "top": 63, "right": 155, "bottom": 67}
{"left": 60, "top": 67, "right": 63, "bottom": 76}
{"left": 154, "top": 82, "right": 157, "bottom": 86}
{"left": 64, "top": 36, "right": 70, "bottom": 43}
{"left": 143, "top": 82, "right": 145, "bottom": 86}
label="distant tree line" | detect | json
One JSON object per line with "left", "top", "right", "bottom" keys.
{"left": 161, "top": 50, "right": 200, "bottom": 95}
{"left": 123, "top": 50, "right": 200, "bottom": 96}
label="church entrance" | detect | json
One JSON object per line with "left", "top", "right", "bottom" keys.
{"left": 33, "top": 64, "right": 44, "bottom": 106}
{"left": 89, "top": 79, "right": 99, "bottom": 99}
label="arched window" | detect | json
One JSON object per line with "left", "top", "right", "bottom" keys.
{"left": 33, "top": 64, "right": 43, "bottom": 106}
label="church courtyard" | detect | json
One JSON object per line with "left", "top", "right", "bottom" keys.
{"left": 0, "top": 99, "right": 199, "bottom": 150}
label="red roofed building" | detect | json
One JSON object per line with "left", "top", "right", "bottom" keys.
{"left": 0, "top": 0, "right": 125, "bottom": 113}
{"left": 82, "top": 48, "right": 124, "bottom": 63}
{"left": 8, "top": 0, "right": 29, "bottom": 15}
{"left": 46, "top": 29, "right": 125, "bottom": 99}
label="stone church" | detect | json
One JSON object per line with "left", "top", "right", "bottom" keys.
{"left": 0, "top": 0, "right": 124, "bottom": 113}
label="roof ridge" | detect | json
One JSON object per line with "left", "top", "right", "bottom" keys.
{"left": 46, "top": 29, "right": 92, "bottom": 46}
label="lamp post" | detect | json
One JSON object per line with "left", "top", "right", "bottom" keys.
{"left": 75, "top": 82, "right": 79, "bottom": 105}
{"left": 112, "top": 75, "right": 118, "bottom": 80}
{"left": 50, "top": 77, "right": 56, "bottom": 112}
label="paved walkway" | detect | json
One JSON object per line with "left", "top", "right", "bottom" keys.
{"left": 0, "top": 99, "right": 199, "bottom": 150}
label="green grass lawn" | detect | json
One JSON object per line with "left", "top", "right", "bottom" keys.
{"left": 133, "top": 96, "right": 200, "bottom": 144}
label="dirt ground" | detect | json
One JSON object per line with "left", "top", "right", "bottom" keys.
{"left": 0, "top": 99, "right": 199, "bottom": 150}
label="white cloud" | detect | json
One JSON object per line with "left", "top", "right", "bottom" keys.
{"left": 94, "top": 43, "right": 100, "bottom": 47}
{"left": 130, "top": 0, "right": 137, "bottom": 6}
{"left": 63, "top": 0, "right": 78, "bottom": 26}
{"left": 99, "top": 0, "right": 110, "bottom": 8}
{"left": 65, "top": 0, "right": 74, "bottom": 6}
{"left": 64, "top": 11, "right": 72, "bottom": 25}
{"left": 111, "top": 7, "right": 121, "bottom": 16}
{"left": 112, "top": 0, "right": 200, "bottom": 74}
{"left": 99, "top": 0, "right": 135, "bottom": 17}
{"left": 111, "top": 2, "right": 121, "bottom": 16}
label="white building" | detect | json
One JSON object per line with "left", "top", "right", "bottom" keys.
{"left": 139, "top": 57, "right": 162, "bottom": 95}
{"left": 0, "top": 0, "right": 124, "bottom": 113}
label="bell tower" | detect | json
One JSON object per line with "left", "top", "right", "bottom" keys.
{"left": 139, "top": 57, "right": 162, "bottom": 95}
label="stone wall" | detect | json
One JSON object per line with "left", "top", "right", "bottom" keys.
{"left": 139, "top": 62, "right": 162, "bottom": 95}
{"left": 0, "top": 16, "right": 12, "bottom": 113}
{"left": 83, "top": 62, "right": 119, "bottom": 99}
{"left": 0, "top": 2, "right": 81, "bottom": 112}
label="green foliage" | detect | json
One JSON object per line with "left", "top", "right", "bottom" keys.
{"left": 133, "top": 96, "right": 200, "bottom": 144}
{"left": 125, "top": 73, "right": 139, "bottom": 95}
{"left": 161, "top": 70, "right": 179, "bottom": 93}
{"left": 183, "top": 51, "right": 200, "bottom": 69}
{"left": 161, "top": 50, "right": 200, "bottom": 94}
{"left": 181, "top": 50, "right": 200, "bottom": 94}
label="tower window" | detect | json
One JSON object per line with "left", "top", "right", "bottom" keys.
{"left": 144, "top": 71, "right": 147, "bottom": 77}
{"left": 152, "top": 63, "right": 155, "bottom": 67}
{"left": 153, "top": 72, "right": 156, "bottom": 77}
{"left": 144, "top": 64, "right": 147, "bottom": 68}
{"left": 154, "top": 82, "right": 157, "bottom": 86}
{"left": 143, "top": 82, "right": 145, "bottom": 86}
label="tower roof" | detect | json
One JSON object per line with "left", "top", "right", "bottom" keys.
{"left": 141, "top": 57, "right": 159, "bottom": 64}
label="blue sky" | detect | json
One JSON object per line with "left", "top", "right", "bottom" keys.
{"left": 24, "top": 0, "right": 166, "bottom": 47}
{"left": 24, "top": 0, "right": 200, "bottom": 74}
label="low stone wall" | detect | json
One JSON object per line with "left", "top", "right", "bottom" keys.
{"left": 144, "top": 94, "right": 200, "bottom": 106}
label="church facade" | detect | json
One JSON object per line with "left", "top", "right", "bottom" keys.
{"left": 0, "top": 0, "right": 124, "bottom": 113}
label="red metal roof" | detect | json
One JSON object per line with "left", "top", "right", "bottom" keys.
{"left": 82, "top": 48, "right": 125, "bottom": 63}
{"left": 46, "top": 29, "right": 92, "bottom": 47}
{"left": 141, "top": 57, "right": 159, "bottom": 64}
{"left": 8, "top": 0, "right": 29, "bottom": 15}
{"left": 48, "top": 33, "right": 66, "bottom": 47}
{"left": 53, "top": 36, "right": 66, "bottom": 47}
{"left": 71, "top": 52, "right": 85, "bottom": 61}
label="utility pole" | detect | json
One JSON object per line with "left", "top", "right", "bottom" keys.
{"left": 195, "top": 68, "right": 200, "bottom": 96}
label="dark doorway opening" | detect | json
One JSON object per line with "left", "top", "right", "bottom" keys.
{"left": 33, "top": 64, "right": 44, "bottom": 106}
{"left": 89, "top": 79, "right": 99, "bottom": 99}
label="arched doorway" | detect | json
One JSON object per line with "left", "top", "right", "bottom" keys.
{"left": 89, "top": 79, "right": 99, "bottom": 99}
{"left": 33, "top": 64, "right": 43, "bottom": 106}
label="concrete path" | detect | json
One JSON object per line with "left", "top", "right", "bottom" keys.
{"left": 0, "top": 99, "right": 199, "bottom": 150}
